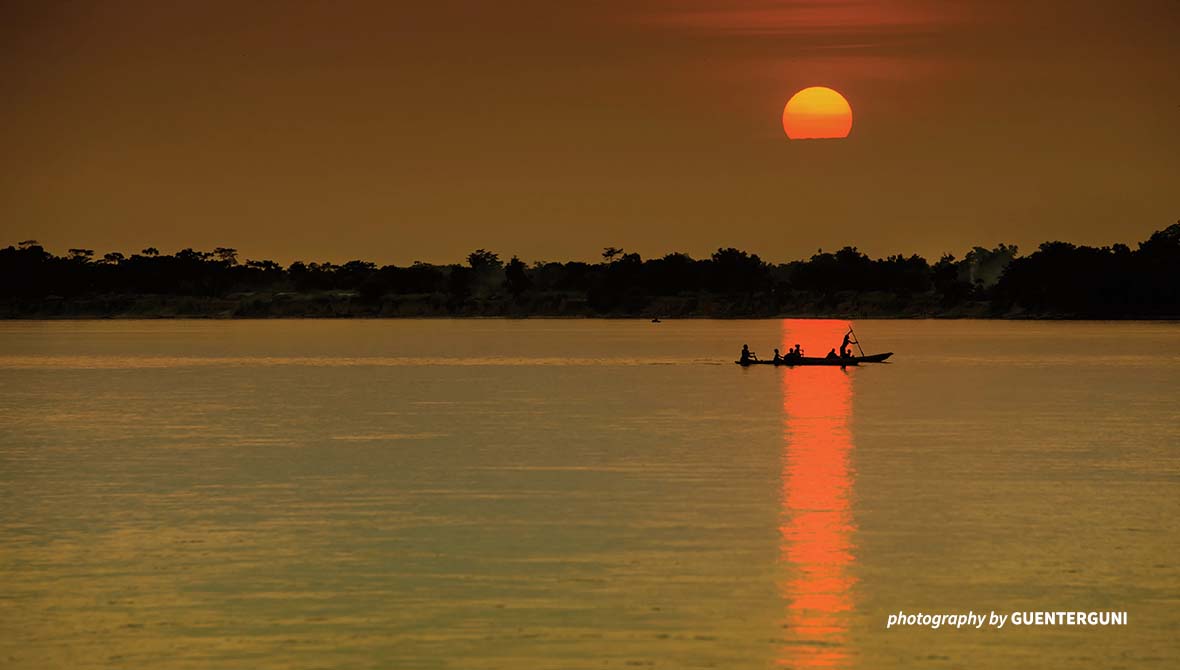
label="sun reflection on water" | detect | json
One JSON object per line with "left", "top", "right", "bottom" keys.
{"left": 778, "top": 319, "right": 858, "bottom": 668}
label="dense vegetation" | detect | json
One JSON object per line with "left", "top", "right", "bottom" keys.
{"left": 2, "top": 224, "right": 1177, "bottom": 318}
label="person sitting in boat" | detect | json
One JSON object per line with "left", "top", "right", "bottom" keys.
{"left": 740, "top": 344, "right": 758, "bottom": 363}
{"left": 825, "top": 348, "right": 839, "bottom": 360}
{"left": 792, "top": 343, "right": 803, "bottom": 357}
{"left": 772, "top": 348, "right": 782, "bottom": 363}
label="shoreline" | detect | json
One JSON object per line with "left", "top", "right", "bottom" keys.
{"left": 3, "top": 292, "right": 1177, "bottom": 322}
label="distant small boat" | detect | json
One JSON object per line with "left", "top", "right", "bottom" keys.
{"left": 650, "top": 318, "right": 661, "bottom": 323}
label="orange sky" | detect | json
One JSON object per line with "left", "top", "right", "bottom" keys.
{"left": 1, "top": 1, "right": 1177, "bottom": 265}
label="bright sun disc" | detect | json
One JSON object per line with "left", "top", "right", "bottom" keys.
{"left": 782, "top": 87, "right": 853, "bottom": 140}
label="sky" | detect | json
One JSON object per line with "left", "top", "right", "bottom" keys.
{"left": 2, "top": 0, "right": 1178, "bottom": 266}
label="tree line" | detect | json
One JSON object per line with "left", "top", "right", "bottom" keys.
{"left": 1, "top": 223, "right": 1177, "bottom": 318}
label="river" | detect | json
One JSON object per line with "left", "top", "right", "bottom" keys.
{"left": 0, "top": 319, "right": 1176, "bottom": 668}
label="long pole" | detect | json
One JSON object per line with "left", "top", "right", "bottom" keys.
{"left": 848, "top": 326, "right": 866, "bottom": 357}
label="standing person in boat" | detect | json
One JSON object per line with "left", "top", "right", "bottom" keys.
{"left": 840, "top": 332, "right": 854, "bottom": 359}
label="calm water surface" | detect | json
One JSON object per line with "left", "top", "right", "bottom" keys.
{"left": 1, "top": 319, "right": 1177, "bottom": 669}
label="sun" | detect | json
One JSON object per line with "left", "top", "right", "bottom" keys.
{"left": 782, "top": 87, "right": 853, "bottom": 140}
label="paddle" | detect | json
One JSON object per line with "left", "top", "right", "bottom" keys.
{"left": 847, "top": 327, "right": 866, "bottom": 357}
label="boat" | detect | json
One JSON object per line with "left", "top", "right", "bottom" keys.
{"left": 735, "top": 352, "right": 892, "bottom": 367}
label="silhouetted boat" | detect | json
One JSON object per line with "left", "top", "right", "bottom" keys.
{"left": 735, "top": 352, "right": 892, "bottom": 367}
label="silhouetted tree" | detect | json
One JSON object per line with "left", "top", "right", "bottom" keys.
{"left": 176, "top": 248, "right": 211, "bottom": 263}
{"left": 963, "top": 244, "right": 1018, "bottom": 288}
{"left": 336, "top": 260, "right": 378, "bottom": 290}
{"left": 504, "top": 256, "right": 532, "bottom": 297}
{"left": 446, "top": 265, "right": 473, "bottom": 305}
{"left": 709, "top": 247, "right": 767, "bottom": 292}
{"left": 245, "top": 259, "right": 283, "bottom": 273}
{"left": 644, "top": 252, "right": 700, "bottom": 295}
{"left": 213, "top": 247, "right": 239, "bottom": 265}
{"left": 932, "top": 253, "right": 975, "bottom": 306}
{"left": 467, "top": 249, "right": 502, "bottom": 270}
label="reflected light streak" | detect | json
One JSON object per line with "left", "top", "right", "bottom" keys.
{"left": 778, "top": 319, "right": 857, "bottom": 668}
